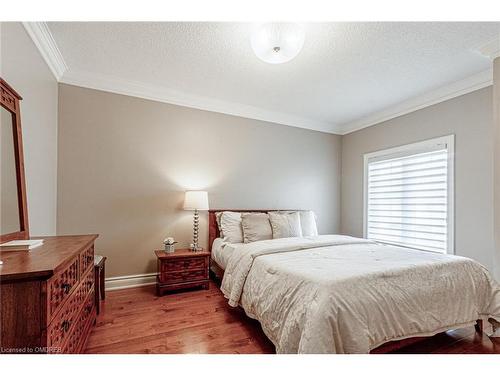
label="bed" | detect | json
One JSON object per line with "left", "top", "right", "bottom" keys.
{"left": 208, "top": 209, "right": 500, "bottom": 354}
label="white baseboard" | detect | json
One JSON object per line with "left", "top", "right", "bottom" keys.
{"left": 105, "top": 272, "right": 157, "bottom": 291}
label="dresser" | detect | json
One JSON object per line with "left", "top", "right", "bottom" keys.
{"left": 0, "top": 235, "right": 98, "bottom": 354}
{"left": 155, "top": 249, "right": 209, "bottom": 296}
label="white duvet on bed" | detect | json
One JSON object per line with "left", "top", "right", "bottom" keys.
{"left": 220, "top": 235, "right": 500, "bottom": 353}
{"left": 211, "top": 238, "right": 241, "bottom": 269}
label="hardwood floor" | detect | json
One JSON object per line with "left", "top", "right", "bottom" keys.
{"left": 85, "top": 281, "right": 500, "bottom": 354}
{"left": 85, "top": 281, "right": 274, "bottom": 353}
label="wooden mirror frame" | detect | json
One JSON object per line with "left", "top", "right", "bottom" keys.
{"left": 0, "top": 77, "right": 29, "bottom": 243}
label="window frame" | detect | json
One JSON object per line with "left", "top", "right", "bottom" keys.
{"left": 363, "top": 135, "right": 455, "bottom": 254}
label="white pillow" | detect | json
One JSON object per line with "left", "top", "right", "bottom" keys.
{"left": 268, "top": 211, "right": 302, "bottom": 239}
{"left": 219, "top": 211, "right": 243, "bottom": 243}
{"left": 241, "top": 213, "right": 273, "bottom": 243}
{"left": 299, "top": 211, "right": 318, "bottom": 236}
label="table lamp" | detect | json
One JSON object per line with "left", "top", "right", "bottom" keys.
{"left": 183, "top": 191, "right": 209, "bottom": 251}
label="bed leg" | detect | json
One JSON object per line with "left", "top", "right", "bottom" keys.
{"left": 475, "top": 319, "right": 483, "bottom": 333}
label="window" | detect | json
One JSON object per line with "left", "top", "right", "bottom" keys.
{"left": 363, "top": 135, "right": 454, "bottom": 254}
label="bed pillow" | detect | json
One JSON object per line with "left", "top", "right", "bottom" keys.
{"left": 215, "top": 211, "right": 224, "bottom": 237}
{"left": 219, "top": 211, "right": 243, "bottom": 243}
{"left": 241, "top": 213, "right": 273, "bottom": 243}
{"left": 279, "top": 210, "right": 319, "bottom": 236}
{"left": 269, "top": 211, "right": 302, "bottom": 239}
{"left": 299, "top": 210, "right": 318, "bottom": 236}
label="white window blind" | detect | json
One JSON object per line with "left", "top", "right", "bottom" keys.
{"left": 364, "top": 136, "right": 454, "bottom": 254}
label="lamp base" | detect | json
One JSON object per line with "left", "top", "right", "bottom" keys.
{"left": 189, "top": 243, "right": 202, "bottom": 251}
{"left": 191, "top": 209, "right": 200, "bottom": 251}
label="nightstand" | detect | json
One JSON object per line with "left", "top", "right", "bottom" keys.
{"left": 155, "top": 249, "right": 210, "bottom": 296}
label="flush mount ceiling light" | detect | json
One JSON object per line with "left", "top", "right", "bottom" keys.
{"left": 250, "top": 23, "right": 305, "bottom": 64}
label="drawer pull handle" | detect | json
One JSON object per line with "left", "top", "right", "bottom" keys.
{"left": 61, "top": 320, "right": 71, "bottom": 332}
{"left": 61, "top": 283, "right": 71, "bottom": 294}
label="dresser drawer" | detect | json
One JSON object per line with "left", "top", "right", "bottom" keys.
{"left": 47, "top": 256, "right": 80, "bottom": 319}
{"left": 159, "top": 268, "right": 208, "bottom": 284}
{"left": 80, "top": 266, "right": 95, "bottom": 298}
{"left": 61, "top": 320, "right": 81, "bottom": 354}
{"left": 161, "top": 256, "right": 207, "bottom": 273}
{"left": 47, "top": 282, "right": 87, "bottom": 349}
{"left": 79, "top": 245, "right": 94, "bottom": 277}
{"left": 60, "top": 290, "right": 95, "bottom": 354}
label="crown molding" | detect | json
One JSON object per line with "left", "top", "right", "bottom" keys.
{"left": 59, "top": 69, "right": 339, "bottom": 134}
{"left": 60, "top": 67, "right": 493, "bottom": 137}
{"left": 22, "top": 22, "right": 67, "bottom": 80}
{"left": 22, "top": 22, "right": 494, "bottom": 136}
{"left": 339, "top": 69, "right": 493, "bottom": 135}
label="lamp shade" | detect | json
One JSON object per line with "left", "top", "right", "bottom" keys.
{"left": 183, "top": 191, "right": 209, "bottom": 211}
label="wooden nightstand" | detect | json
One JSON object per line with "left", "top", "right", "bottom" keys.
{"left": 155, "top": 249, "right": 210, "bottom": 296}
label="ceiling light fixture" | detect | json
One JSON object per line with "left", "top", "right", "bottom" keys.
{"left": 250, "top": 23, "right": 305, "bottom": 64}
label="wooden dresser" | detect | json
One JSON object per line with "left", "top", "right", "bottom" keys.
{"left": 155, "top": 249, "right": 209, "bottom": 296}
{"left": 0, "top": 235, "right": 98, "bottom": 354}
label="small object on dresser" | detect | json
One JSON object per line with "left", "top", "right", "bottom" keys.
{"left": 163, "top": 237, "right": 178, "bottom": 253}
{"left": 0, "top": 239, "right": 44, "bottom": 251}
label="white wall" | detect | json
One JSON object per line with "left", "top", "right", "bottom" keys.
{"left": 0, "top": 22, "right": 58, "bottom": 235}
{"left": 341, "top": 87, "right": 496, "bottom": 275}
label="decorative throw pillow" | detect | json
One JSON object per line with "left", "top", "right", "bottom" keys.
{"left": 299, "top": 210, "right": 318, "bottom": 236}
{"left": 219, "top": 211, "right": 243, "bottom": 243}
{"left": 268, "top": 211, "right": 302, "bottom": 239}
{"left": 215, "top": 212, "right": 224, "bottom": 237}
{"left": 241, "top": 213, "right": 273, "bottom": 243}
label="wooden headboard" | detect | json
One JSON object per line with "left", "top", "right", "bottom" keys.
{"left": 208, "top": 209, "right": 295, "bottom": 252}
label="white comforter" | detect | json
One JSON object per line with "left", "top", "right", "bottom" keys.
{"left": 220, "top": 235, "right": 500, "bottom": 353}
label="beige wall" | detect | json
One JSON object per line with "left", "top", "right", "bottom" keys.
{"left": 0, "top": 22, "right": 58, "bottom": 235}
{"left": 341, "top": 87, "right": 496, "bottom": 274}
{"left": 494, "top": 57, "right": 500, "bottom": 281}
{"left": 57, "top": 84, "right": 342, "bottom": 277}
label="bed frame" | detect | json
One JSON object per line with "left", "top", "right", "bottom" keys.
{"left": 207, "top": 209, "right": 484, "bottom": 353}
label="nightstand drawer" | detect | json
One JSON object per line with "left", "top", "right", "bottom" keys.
{"left": 161, "top": 256, "right": 207, "bottom": 273}
{"left": 155, "top": 249, "right": 210, "bottom": 296}
{"left": 159, "top": 269, "right": 208, "bottom": 284}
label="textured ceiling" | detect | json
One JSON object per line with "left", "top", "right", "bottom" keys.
{"left": 48, "top": 22, "right": 500, "bottom": 133}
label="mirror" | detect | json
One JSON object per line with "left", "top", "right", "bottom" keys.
{"left": 1, "top": 106, "right": 21, "bottom": 234}
{"left": 0, "top": 77, "right": 29, "bottom": 243}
